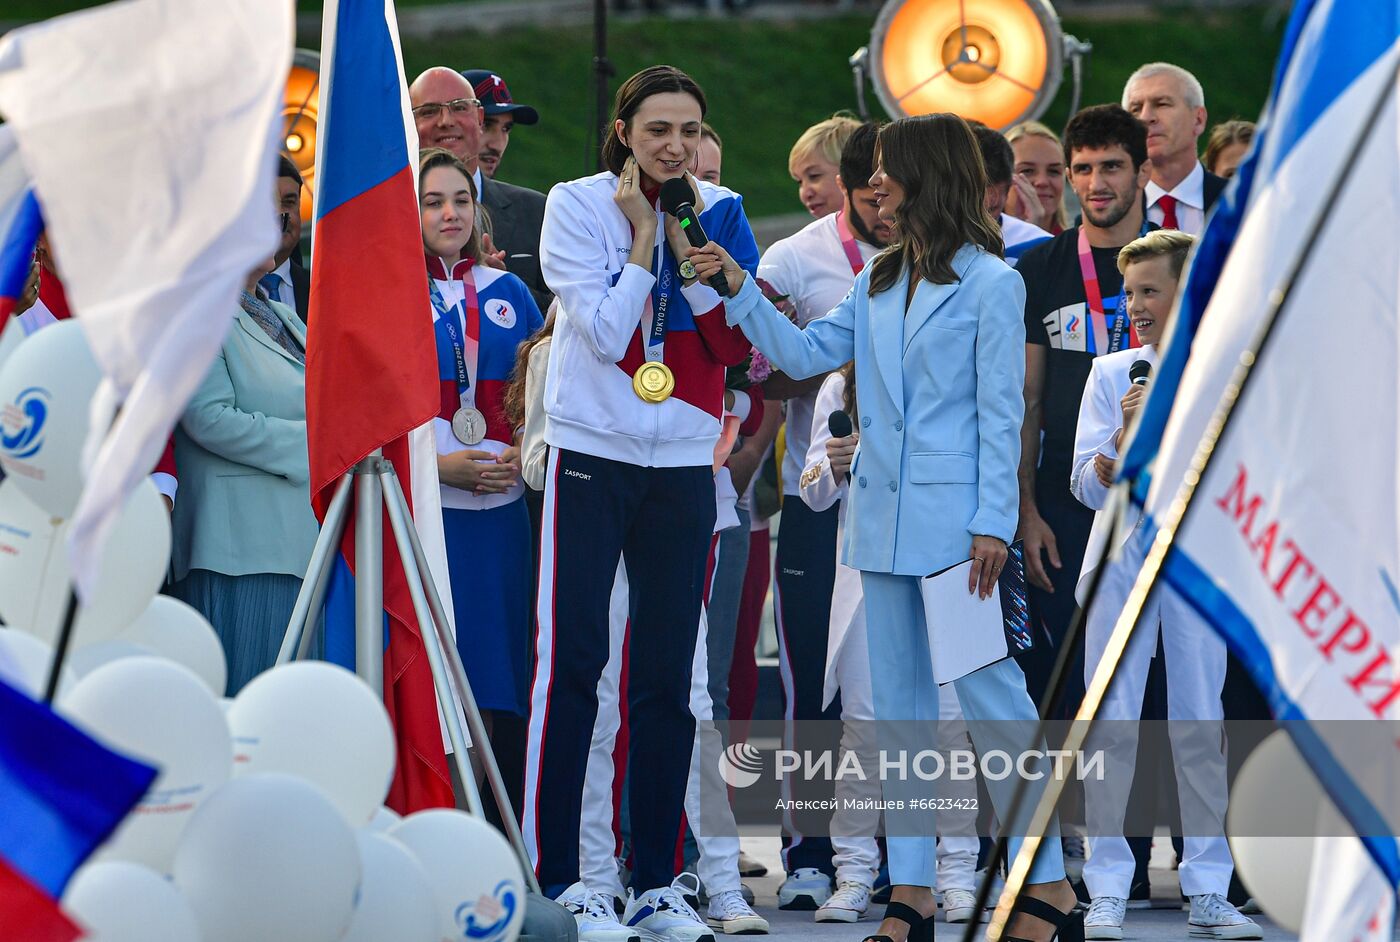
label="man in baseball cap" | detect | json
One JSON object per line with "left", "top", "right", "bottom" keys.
{"left": 463, "top": 68, "right": 539, "bottom": 180}
{"left": 458, "top": 68, "right": 549, "bottom": 308}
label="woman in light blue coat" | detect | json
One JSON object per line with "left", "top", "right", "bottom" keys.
{"left": 169, "top": 265, "right": 318, "bottom": 694}
{"left": 689, "top": 115, "right": 1080, "bottom": 942}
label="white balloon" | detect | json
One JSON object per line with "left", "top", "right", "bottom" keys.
{"left": 391, "top": 809, "right": 526, "bottom": 942}
{"left": 118, "top": 597, "right": 227, "bottom": 697}
{"left": 60, "top": 657, "right": 232, "bottom": 873}
{"left": 63, "top": 860, "right": 201, "bottom": 942}
{"left": 1227, "top": 730, "right": 1328, "bottom": 932}
{"left": 67, "top": 639, "right": 155, "bottom": 681}
{"left": 0, "top": 478, "right": 63, "bottom": 632}
{"left": 363, "top": 805, "right": 402, "bottom": 834}
{"left": 0, "top": 627, "right": 74, "bottom": 698}
{"left": 173, "top": 773, "right": 359, "bottom": 942}
{"left": 0, "top": 478, "right": 170, "bottom": 646}
{"left": 338, "top": 831, "right": 438, "bottom": 942}
{"left": 228, "top": 662, "right": 394, "bottom": 826}
{"left": 0, "top": 320, "right": 101, "bottom": 517}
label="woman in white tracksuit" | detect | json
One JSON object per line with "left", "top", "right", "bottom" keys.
{"left": 801, "top": 366, "right": 984, "bottom": 925}
{"left": 518, "top": 311, "right": 766, "bottom": 936}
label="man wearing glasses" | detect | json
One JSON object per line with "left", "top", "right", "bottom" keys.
{"left": 409, "top": 68, "right": 550, "bottom": 309}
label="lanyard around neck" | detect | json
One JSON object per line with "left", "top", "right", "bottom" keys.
{"left": 835, "top": 211, "right": 866, "bottom": 277}
{"left": 429, "top": 268, "right": 480, "bottom": 407}
{"left": 1076, "top": 221, "right": 1148, "bottom": 355}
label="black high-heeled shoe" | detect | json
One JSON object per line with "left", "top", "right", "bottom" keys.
{"left": 1004, "top": 896, "right": 1085, "bottom": 942}
{"left": 860, "top": 900, "right": 936, "bottom": 942}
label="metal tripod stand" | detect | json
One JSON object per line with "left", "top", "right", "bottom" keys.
{"left": 275, "top": 451, "right": 540, "bottom": 895}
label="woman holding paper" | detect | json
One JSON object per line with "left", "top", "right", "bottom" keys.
{"left": 688, "top": 114, "right": 1080, "bottom": 942}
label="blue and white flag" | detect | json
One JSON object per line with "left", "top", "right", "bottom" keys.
{"left": 1113, "top": 0, "right": 1400, "bottom": 936}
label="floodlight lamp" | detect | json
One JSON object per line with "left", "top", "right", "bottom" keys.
{"left": 854, "top": 0, "right": 1091, "bottom": 131}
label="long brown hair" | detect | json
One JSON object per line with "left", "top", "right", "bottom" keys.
{"left": 418, "top": 147, "right": 483, "bottom": 263}
{"left": 865, "top": 115, "right": 1004, "bottom": 295}
{"left": 839, "top": 361, "right": 858, "bottom": 426}
{"left": 501, "top": 302, "right": 558, "bottom": 430}
{"left": 600, "top": 65, "right": 708, "bottom": 175}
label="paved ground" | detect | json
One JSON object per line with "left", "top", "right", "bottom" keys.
{"left": 735, "top": 835, "right": 1299, "bottom": 942}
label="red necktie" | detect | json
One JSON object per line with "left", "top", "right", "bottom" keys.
{"left": 1156, "top": 194, "right": 1180, "bottom": 230}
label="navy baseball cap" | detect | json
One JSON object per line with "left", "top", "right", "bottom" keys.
{"left": 462, "top": 69, "right": 539, "bottom": 125}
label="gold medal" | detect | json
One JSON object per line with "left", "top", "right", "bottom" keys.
{"left": 632, "top": 361, "right": 675, "bottom": 403}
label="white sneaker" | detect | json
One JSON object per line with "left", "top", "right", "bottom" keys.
{"left": 1084, "top": 896, "right": 1126, "bottom": 941}
{"left": 625, "top": 874, "right": 716, "bottom": 942}
{"left": 737, "top": 851, "right": 768, "bottom": 878}
{"left": 1062, "top": 834, "right": 1086, "bottom": 882}
{"left": 1187, "top": 893, "right": 1262, "bottom": 939}
{"left": 973, "top": 867, "right": 1004, "bottom": 906}
{"left": 777, "top": 867, "right": 832, "bottom": 911}
{"left": 706, "top": 889, "right": 769, "bottom": 934}
{"left": 557, "top": 882, "right": 640, "bottom": 942}
{"left": 814, "top": 881, "right": 871, "bottom": 923}
{"left": 941, "top": 888, "right": 979, "bottom": 924}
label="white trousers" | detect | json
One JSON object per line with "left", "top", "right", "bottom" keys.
{"left": 578, "top": 563, "right": 743, "bottom": 898}
{"left": 1082, "top": 532, "right": 1234, "bottom": 899}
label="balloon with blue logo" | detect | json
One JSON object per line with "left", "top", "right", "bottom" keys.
{"left": 0, "top": 320, "right": 102, "bottom": 518}
{"left": 390, "top": 809, "right": 526, "bottom": 942}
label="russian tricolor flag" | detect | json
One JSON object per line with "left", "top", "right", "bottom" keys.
{"left": 0, "top": 675, "right": 156, "bottom": 940}
{"left": 306, "top": 0, "right": 455, "bottom": 811}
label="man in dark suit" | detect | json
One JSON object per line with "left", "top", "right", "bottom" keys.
{"left": 1123, "top": 62, "right": 1227, "bottom": 235}
{"left": 462, "top": 69, "right": 550, "bottom": 310}
{"left": 264, "top": 156, "right": 310, "bottom": 323}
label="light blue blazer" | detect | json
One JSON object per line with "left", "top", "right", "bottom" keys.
{"left": 727, "top": 244, "right": 1025, "bottom": 576}
{"left": 171, "top": 301, "right": 318, "bottom": 581}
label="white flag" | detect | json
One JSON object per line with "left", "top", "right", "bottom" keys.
{"left": 0, "top": 0, "right": 292, "bottom": 598}
{"left": 1118, "top": 3, "right": 1400, "bottom": 931}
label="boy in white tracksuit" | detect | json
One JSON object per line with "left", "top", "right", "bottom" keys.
{"left": 1071, "top": 230, "right": 1259, "bottom": 941}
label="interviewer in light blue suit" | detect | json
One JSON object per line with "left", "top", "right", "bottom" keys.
{"left": 690, "top": 115, "right": 1080, "bottom": 942}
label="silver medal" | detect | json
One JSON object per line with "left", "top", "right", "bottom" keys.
{"left": 452, "top": 407, "right": 487, "bottom": 445}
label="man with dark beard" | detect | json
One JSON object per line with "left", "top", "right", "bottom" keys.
{"left": 754, "top": 120, "right": 890, "bottom": 920}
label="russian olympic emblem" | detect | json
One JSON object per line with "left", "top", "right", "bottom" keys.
{"left": 485, "top": 299, "right": 516, "bottom": 329}
{"left": 0, "top": 386, "right": 50, "bottom": 460}
{"left": 454, "top": 879, "right": 519, "bottom": 942}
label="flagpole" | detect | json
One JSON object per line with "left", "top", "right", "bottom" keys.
{"left": 978, "top": 60, "right": 1400, "bottom": 942}
{"left": 354, "top": 451, "right": 386, "bottom": 699}
{"left": 42, "top": 593, "right": 79, "bottom": 703}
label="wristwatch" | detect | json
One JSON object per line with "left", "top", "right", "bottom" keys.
{"left": 678, "top": 259, "right": 698, "bottom": 281}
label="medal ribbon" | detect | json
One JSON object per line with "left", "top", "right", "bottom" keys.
{"left": 835, "top": 211, "right": 866, "bottom": 276}
{"left": 429, "top": 267, "right": 481, "bottom": 412}
{"left": 643, "top": 236, "right": 675, "bottom": 364}
{"left": 1076, "top": 222, "right": 1148, "bottom": 355}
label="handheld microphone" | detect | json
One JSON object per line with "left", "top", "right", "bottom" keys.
{"left": 659, "top": 177, "right": 731, "bottom": 297}
{"left": 828, "top": 410, "right": 853, "bottom": 439}
{"left": 1129, "top": 360, "right": 1152, "bottom": 387}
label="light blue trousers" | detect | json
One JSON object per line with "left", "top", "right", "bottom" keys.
{"left": 860, "top": 570, "right": 1066, "bottom": 888}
